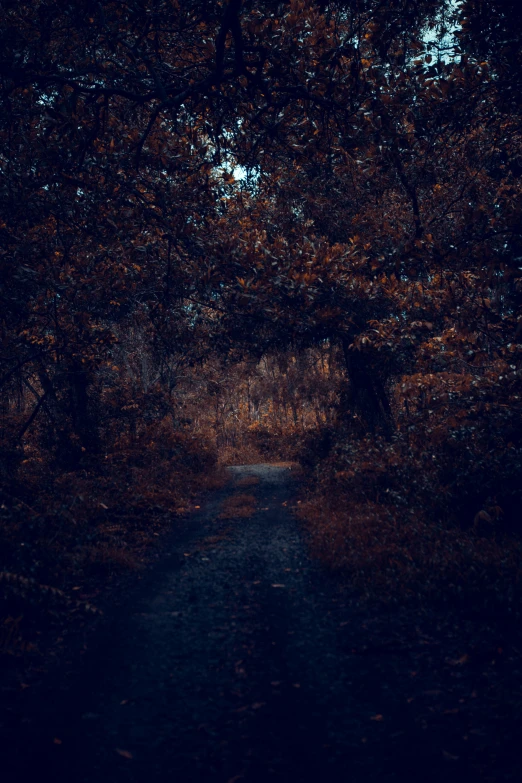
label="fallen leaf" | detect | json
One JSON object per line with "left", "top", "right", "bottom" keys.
{"left": 370, "top": 714, "right": 384, "bottom": 721}
{"left": 115, "top": 749, "right": 133, "bottom": 760}
{"left": 120, "top": 699, "right": 129, "bottom": 705}
{"left": 271, "top": 583, "right": 285, "bottom": 588}
{"left": 448, "top": 654, "right": 469, "bottom": 666}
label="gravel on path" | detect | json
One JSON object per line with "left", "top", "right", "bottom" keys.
{"left": 3, "top": 464, "right": 520, "bottom": 783}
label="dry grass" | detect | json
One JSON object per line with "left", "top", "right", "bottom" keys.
{"left": 82, "top": 543, "right": 142, "bottom": 576}
{"left": 198, "top": 465, "right": 231, "bottom": 492}
{"left": 219, "top": 444, "right": 266, "bottom": 466}
{"left": 200, "top": 528, "right": 232, "bottom": 548}
{"left": 0, "top": 446, "right": 228, "bottom": 656}
{"left": 219, "top": 493, "right": 257, "bottom": 519}
{"left": 235, "top": 475, "right": 260, "bottom": 488}
{"left": 298, "top": 493, "right": 522, "bottom": 609}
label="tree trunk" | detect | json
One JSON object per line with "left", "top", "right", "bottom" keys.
{"left": 340, "top": 338, "right": 394, "bottom": 436}
{"left": 68, "top": 362, "right": 100, "bottom": 455}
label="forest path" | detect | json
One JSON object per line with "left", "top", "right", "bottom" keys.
{"left": 3, "top": 464, "right": 515, "bottom": 782}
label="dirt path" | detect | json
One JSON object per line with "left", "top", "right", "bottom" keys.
{"left": 3, "top": 464, "right": 520, "bottom": 782}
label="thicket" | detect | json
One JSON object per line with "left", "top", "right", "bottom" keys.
{"left": 1, "top": 0, "right": 522, "bottom": 648}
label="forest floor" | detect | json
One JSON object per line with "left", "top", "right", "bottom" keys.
{"left": 2, "top": 463, "right": 521, "bottom": 783}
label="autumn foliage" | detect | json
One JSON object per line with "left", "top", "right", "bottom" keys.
{"left": 1, "top": 0, "right": 522, "bottom": 637}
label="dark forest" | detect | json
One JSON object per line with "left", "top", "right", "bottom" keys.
{"left": 1, "top": 2, "right": 522, "bottom": 781}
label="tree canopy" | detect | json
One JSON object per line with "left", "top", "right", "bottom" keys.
{"left": 1, "top": 0, "right": 521, "bottom": 532}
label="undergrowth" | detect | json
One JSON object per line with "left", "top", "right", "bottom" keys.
{"left": 298, "top": 425, "right": 522, "bottom": 615}
{"left": 0, "top": 424, "right": 226, "bottom": 657}
{"left": 298, "top": 496, "right": 522, "bottom": 612}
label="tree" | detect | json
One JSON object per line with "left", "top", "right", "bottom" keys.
{"left": 1, "top": 0, "right": 521, "bottom": 495}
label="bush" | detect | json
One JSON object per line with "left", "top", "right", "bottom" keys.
{"left": 297, "top": 370, "right": 522, "bottom": 610}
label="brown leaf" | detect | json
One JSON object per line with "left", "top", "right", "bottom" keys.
{"left": 447, "top": 654, "right": 469, "bottom": 666}
{"left": 115, "top": 749, "right": 133, "bottom": 760}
